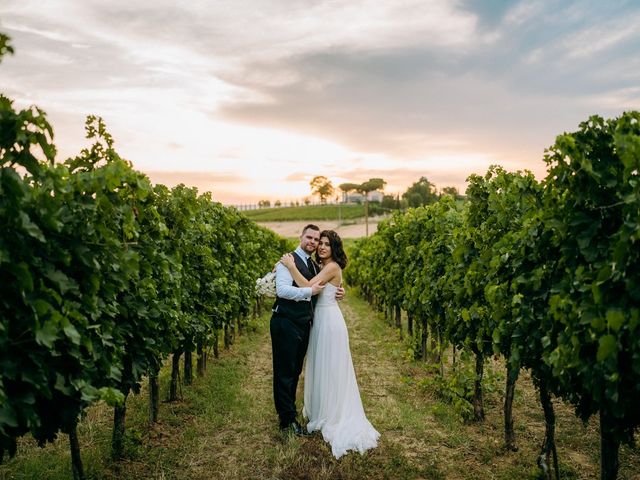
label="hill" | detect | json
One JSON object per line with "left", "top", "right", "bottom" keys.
{"left": 240, "top": 204, "right": 377, "bottom": 222}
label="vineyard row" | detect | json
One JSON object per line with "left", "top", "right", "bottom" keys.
{"left": 346, "top": 112, "right": 640, "bottom": 480}
{"left": 1, "top": 100, "right": 288, "bottom": 479}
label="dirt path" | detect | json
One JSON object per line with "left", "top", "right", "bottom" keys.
{"left": 192, "top": 323, "right": 280, "bottom": 479}
{"left": 196, "top": 296, "right": 421, "bottom": 480}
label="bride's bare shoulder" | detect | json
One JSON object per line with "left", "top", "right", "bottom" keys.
{"left": 323, "top": 262, "right": 341, "bottom": 273}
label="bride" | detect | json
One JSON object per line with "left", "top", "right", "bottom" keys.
{"left": 280, "top": 230, "right": 379, "bottom": 459}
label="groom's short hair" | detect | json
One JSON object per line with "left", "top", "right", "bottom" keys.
{"left": 301, "top": 224, "right": 320, "bottom": 235}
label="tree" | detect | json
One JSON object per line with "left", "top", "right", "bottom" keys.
{"left": 402, "top": 176, "right": 438, "bottom": 207}
{"left": 381, "top": 194, "right": 402, "bottom": 210}
{"left": 355, "top": 178, "right": 386, "bottom": 236}
{"left": 441, "top": 186, "right": 460, "bottom": 199}
{"left": 274, "top": 199, "right": 281, "bottom": 207}
{"left": 339, "top": 182, "right": 359, "bottom": 203}
{"left": 0, "top": 33, "right": 14, "bottom": 63}
{"left": 310, "top": 175, "right": 335, "bottom": 203}
{"left": 258, "top": 199, "right": 270, "bottom": 208}
{"left": 532, "top": 113, "right": 640, "bottom": 480}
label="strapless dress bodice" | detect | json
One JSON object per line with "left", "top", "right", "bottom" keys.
{"left": 316, "top": 283, "right": 339, "bottom": 307}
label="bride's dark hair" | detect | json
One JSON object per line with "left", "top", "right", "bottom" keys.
{"left": 317, "top": 230, "right": 348, "bottom": 269}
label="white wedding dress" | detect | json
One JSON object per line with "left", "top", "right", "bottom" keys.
{"left": 303, "top": 282, "right": 380, "bottom": 458}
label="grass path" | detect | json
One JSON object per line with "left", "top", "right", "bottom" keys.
{"left": 2, "top": 294, "right": 639, "bottom": 479}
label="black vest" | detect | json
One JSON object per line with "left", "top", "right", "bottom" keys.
{"left": 272, "top": 252, "right": 319, "bottom": 325}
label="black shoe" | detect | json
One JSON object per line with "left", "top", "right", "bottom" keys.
{"left": 280, "top": 421, "right": 310, "bottom": 437}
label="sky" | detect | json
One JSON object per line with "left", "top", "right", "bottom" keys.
{"left": 1, "top": 0, "right": 639, "bottom": 205}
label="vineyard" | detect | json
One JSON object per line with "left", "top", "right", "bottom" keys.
{"left": 2, "top": 28, "right": 640, "bottom": 480}
{"left": 346, "top": 113, "right": 640, "bottom": 480}
{"left": 0, "top": 83, "right": 290, "bottom": 478}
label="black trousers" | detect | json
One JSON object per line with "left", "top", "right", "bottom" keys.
{"left": 270, "top": 313, "right": 311, "bottom": 427}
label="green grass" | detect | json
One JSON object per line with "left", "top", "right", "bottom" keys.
{"left": 241, "top": 199, "right": 470, "bottom": 222}
{"left": 241, "top": 204, "right": 375, "bottom": 221}
{"left": 0, "top": 321, "right": 261, "bottom": 480}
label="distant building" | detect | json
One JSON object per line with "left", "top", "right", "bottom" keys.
{"left": 342, "top": 191, "right": 384, "bottom": 204}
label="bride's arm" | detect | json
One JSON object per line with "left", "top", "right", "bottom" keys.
{"left": 280, "top": 253, "right": 338, "bottom": 287}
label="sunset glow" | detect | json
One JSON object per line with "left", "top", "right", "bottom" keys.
{"left": 2, "top": 1, "right": 638, "bottom": 204}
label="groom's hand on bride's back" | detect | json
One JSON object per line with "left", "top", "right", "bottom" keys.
{"left": 335, "top": 285, "right": 345, "bottom": 301}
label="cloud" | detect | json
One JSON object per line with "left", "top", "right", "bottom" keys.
{"left": 143, "top": 169, "right": 247, "bottom": 190}
{"left": 1, "top": 20, "right": 77, "bottom": 43}
{"left": 285, "top": 172, "right": 310, "bottom": 182}
{"left": 214, "top": 1, "right": 640, "bottom": 171}
{"left": 2, "top": 0, "right": 639, "bottom": 205}
{"left": 503, "top": 1, "right": 545, "bottom": 26}
{"left": 26, "top": 49, "right": 74, "bottom": 66}
{"left": 218, "top": 51, "right": 553, "bottom": 163}
{"left": 581, "top": 86, "right": 640, "bottom": 111}
{"left": 561, "top": 12, "right": 640, "bottom": 60}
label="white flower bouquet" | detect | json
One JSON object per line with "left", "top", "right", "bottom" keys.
{"left": 255, "top": 271, "right": 276, "bottom": 297}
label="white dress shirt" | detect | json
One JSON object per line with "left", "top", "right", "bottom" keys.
{"left": 275, "top": 246, "right": 314, "bottom": 301}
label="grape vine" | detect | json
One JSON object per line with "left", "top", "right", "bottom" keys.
{"left": 0, "top": 97, "right": 288, "bottom": 478}
{"left": 346, "top": 112, "right": 640, "bottom": 480}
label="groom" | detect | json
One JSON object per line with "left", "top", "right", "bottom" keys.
{"left": 270, "top": 224, "right": 344, "bottom": 435}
